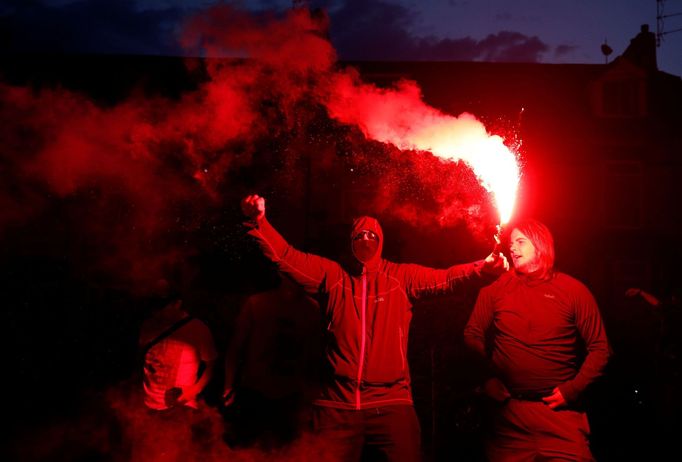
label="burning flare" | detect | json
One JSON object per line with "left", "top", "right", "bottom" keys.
{"left": 325, "top": 75, "right": 520, "bottom": 226}
{"left": 409, "top": 112, "right": 520, "bottom": 226}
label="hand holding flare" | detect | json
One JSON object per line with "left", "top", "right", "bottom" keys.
{"left": 484, "top": 225, "right": 509, "bottom": 274}
{"left": 492, "top": 224, "right": 504, "bottom": 256}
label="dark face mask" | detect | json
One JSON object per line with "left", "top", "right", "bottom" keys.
{"left": 352, "top": 230, "right": 379, "bottom": 263}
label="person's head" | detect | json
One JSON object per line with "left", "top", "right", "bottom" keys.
{"left": 141, "top": 278, "right": 184, "bottom": 320}
{"left": 508, "top": 219, "right": 555, "bottom": 279}
{"left": 350, "top": 216, "right": 383, "bottom": 264}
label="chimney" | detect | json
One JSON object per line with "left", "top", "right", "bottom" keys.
{"left": 622, "top": 24, "right": 658, "bottom": 71}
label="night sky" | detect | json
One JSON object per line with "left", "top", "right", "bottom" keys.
{"left": 2, "top": 0, "right": 681, "bottom": 76}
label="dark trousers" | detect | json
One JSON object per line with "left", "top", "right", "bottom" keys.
{"left": 224, "top": 388, "right": 303, "bottom": 448}
{"left": 486, "top": 399, "right": 593, "bottom": 462}
{"left": 313, "top": 404, "right": 422, "bottom": 462}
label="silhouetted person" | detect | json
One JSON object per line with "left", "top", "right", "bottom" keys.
{"left": 625, "top": 285, "right": 682, "bottom": 451}
{"left": 134, "top": 282, "right": 218, "bottom": 462}
{"left": 222, "top": 275, "right": 320, "bottom": 448}
{"left": 240, "top": 194, "right": 508, "bottom": 462}
{"left": 626, "top": 286, "right": 681, "bottom": 373}
{"left": 464, "top": 219, "right": 610, "bottom": 461}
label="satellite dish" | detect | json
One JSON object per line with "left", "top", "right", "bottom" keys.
{"left": 601, "top": 40, "right": 613, "bottom": 64}
{"left": 601, "top": 43, "right": 613, "bottom": 56}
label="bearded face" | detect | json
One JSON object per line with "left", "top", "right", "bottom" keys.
{"left": 509, "top": 228, "right": 540, "bottom": 274}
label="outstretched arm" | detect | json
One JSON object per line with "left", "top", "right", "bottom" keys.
{"left": 241, "top": 194, "right": 341, "bottom": 296}
{"left": 403, "top": 250, "right": 508, "bottom": 299}
{"left": 625, "top": 287, "right": 661, "bottom": 308}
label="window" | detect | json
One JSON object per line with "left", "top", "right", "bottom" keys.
{"left": 599, "top": 79, "right": 646, "bottom": 117}
{"left": 603, "top": 161, "right": 642, "bottom": 228}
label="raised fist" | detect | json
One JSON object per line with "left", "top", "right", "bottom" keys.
{"left": 241, "top": 194, "right": 266, "bottom": 221}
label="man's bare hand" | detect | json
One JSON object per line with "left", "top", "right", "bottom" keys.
{"left": 178, "top": 385, "right": 198, "bottom": 404}
{"left": 241, "top": 194, "right": 265, "bottom": 221}
{"left": 222, "top": 387, "right": 236, "bottom": 407}
{"left": 481, "top": 377, "right": 511, "bottom": 403}
{"left": 625, "top": 287, "right": 642, "bottom": 297}
{"left": 483, "top": 252, "right": 510, "bottom": 274}
{"left": 542, "top": 387, "right": 566, "bottom": 410}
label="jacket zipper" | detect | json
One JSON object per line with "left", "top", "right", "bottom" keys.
{"left": 399, "top": 326, "right": 406, "bottom": 372}
{"left": 355, "top": 270, "right": 367, "bottom": 410}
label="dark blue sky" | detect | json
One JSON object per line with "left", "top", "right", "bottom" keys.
{"left": 2, "top": 0, "right": 681, "bottom": 76}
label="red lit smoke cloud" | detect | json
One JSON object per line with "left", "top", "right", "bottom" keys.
{"left": 182, "top": 5, "right": 518, "bottom": 227}
{"left": 11, "top": 384, "right": 334, "bottom": 462}
{"left": 0, "top": 5, "right": 517, "bottom": 292}
{"left": 1, "top": 78, "right": 259, "bottom": 293}
{"left": 321, "top": 71, "right": 520, "bottom": 225}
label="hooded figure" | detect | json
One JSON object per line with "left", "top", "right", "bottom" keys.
{"left": 350, "top": 216, "right": 382, "bottom": 266}
{"left": 240, "top": 194, "right": 506, "bottom": 462}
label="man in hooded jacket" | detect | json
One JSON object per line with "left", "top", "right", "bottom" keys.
{"left": 238, "top": 194, "right": 508, "bottom": 461}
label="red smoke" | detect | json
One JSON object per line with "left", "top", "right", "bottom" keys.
{"left": 181, "top": 6, "right": 519, "bottom": 230}
{"left": 182, "top": 6, "right": 334, "bottom": 73}
{"left": 10, "top": 382, "right": 335, "bottom": 462}
{"left": 322, "top": 69, "right": 520, "bottom": 225}
{"left": 1, "top": 83, "right": 247, "bottom": 293}
{"left": 0, "top": 5, "right": 515, "bottom": 293}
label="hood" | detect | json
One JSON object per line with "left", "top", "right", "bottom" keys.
{"left": 350, "top": 216, "right": 383, "bottom": 269}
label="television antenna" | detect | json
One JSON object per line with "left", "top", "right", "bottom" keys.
{"left": 657, "top": 0, "right": 682, "bottom": 46}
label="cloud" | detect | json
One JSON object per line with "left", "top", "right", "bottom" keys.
{"left": 2, "top": 0, "right": 552, "bottom": 63}
{"left": 475, "top": 31, "right": 548, "bottom": 62}
{"left": 554, "top": 43, "right": 579, "bottom": 58}
{"left": 327, "top": 0, "right": 549, "bottom": 62}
